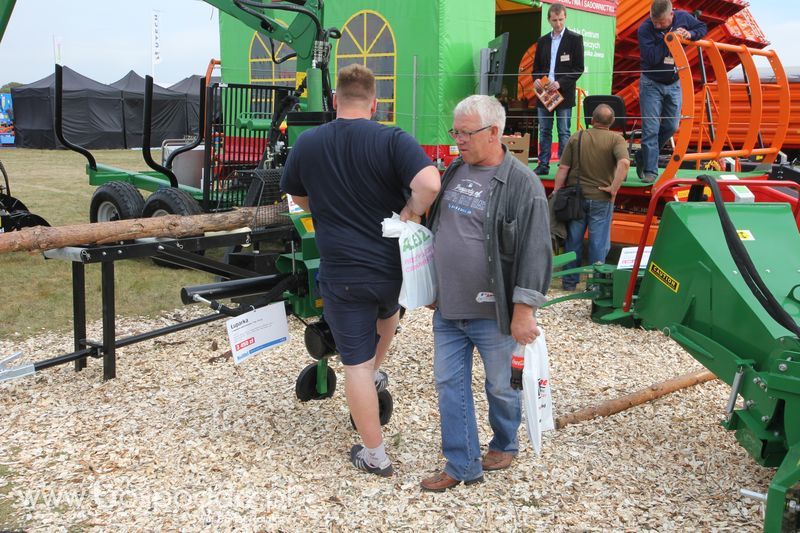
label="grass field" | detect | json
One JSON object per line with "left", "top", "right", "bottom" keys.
{"left": 0, "top": 148, "right": 218, "bottom": 340}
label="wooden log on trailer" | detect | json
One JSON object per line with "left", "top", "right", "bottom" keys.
{"left": 0, "top": 206, "right": 284, "bottom": 254}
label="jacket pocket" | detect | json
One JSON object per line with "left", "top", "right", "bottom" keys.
{"left": 500, "top": 219, "right": 517, "bottom": 256}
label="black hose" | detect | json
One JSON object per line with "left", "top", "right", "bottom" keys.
{"left": 700, "top": 174, "right": 800, "bottom": 338}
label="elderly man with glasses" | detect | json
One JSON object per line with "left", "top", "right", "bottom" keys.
{"left": 420, "top": 95, "right": 552, "bottom": 491}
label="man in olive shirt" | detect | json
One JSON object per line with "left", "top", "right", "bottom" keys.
{"left": 553, "top": 104, "right": 630, "bottom": 290}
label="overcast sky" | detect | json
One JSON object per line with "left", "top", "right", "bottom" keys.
{"left": 0, "top": 0, "right": 797, "bottom": 88}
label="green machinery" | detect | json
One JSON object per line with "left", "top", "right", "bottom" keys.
{"left": 553, "top": 176, "right": 800, "bottom": 532}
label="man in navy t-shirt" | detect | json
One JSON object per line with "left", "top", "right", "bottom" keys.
{"left": 638, "top": 0, "right": 706, "bottom": 183}
{"left": 281, "top": 64, "right": 440, "bottom": 477}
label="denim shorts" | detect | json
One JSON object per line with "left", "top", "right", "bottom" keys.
{"left": 318, "top": 279, "right": 402, "bottom": 366}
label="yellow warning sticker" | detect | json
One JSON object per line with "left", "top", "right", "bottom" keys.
{"left": 737, "top": 230, "right": 755, "bottom": 241}
{"left": 648, "top": 262, "right": 680, "bottom": 293}
{"left": 301, "top": 217, "right": 315, "bottom": 233}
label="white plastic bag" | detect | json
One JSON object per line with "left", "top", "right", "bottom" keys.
{"left": 521, "top": 328, "right": 554, "bottom": 455}
{"left": 381, "top": 213, "right": 437, "bottom": 309}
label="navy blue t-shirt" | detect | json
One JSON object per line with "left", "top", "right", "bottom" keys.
{"left": 638, "top": 10, "right": 707, "bottom": 84}
{"left": 280, "top": 118, "right": 433, "bottom": 282}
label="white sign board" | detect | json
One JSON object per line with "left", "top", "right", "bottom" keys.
{"left": 226, "top": 302, "right": 289, "bottom": 365}
{"left": 617, "top": 246, "right": 652, "bottom": 270}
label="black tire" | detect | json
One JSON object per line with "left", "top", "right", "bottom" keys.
{"left": 143, "top": 188, "right": 203, "bottom": 268}
{"left": 349, "top": 389, "right": 393, "bottom": 429}
{"left": 142, "top": 188, "right": 201, "bottom": 218}
{"left": 89, "top": 182, "right": 145, "bottom": 222}
{"left": 295, "top": 363, "right": 337, "bottom": 402}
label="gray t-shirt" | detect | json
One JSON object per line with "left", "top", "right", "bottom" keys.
{"left": 433, "top": 163, "right": 498, "bottom": 320}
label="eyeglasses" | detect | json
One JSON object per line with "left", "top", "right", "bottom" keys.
{"left": 447, "top": 125, "right": 492, "bottom": 141}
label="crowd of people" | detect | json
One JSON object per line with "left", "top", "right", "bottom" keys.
{"left": 281, "top": 0, "right": 702, "bottom": 487}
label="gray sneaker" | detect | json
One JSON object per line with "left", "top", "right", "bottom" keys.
{"left": 374, "top": 370, "right": 389, "bottom": 393}
{"left": 642, "top": 173, "right": 658, "bottom": 184}
{"left": 350, "top": 444, "right": 393, "bottom": 477}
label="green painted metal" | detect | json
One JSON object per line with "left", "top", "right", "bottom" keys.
{"left": 275, "top": 213, "right": 323, "bottom": 318}
{"left": 625, "top": 201, "right": 800, "bottom": 531}
{"left": 87, "top": 164, "right": 203, "bottom": 200}
{"left": 0, "top": 0, "right": 15, "bottom": 43}
{"left": 305, "top": 67, "right": 323, "bottom": 113}
{"left": 316, "top": 357, "right": 329, "bottom": 395}
{"left": 552, "top": 251, "right": 577, "bottom": 270}
{"left": 220, "top": 0, "right": 499, "bottom": 145}
{"left": 207, "top": 0, "right": 321, "bottom": 63}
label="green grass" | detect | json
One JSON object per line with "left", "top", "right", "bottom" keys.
{"left": 0, "top": 148, "right": 219, "bottom": 339}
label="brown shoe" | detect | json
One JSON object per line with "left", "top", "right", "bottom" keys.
{"left": 420, "top": 471, "right": 484, "bottom": 492}
{"left": 482, "top": 450, "right": 514, "bottom": 471}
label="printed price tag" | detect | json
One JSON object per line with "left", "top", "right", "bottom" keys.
{"left": 226, "top": 302, "right": 289, "bottom": 365}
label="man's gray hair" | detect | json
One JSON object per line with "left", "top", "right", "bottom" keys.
{"left": 453, "top": 95, "right": 506, "bottom": 133}
{"left": 651, "top": 0, "right": 672, "bottom": 19}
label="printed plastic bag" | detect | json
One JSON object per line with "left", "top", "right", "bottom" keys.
{"left": 521, "top": 328, "right": 554, "bottom": 455}
{"left": 381, "top": 213, "right": 437, "bottom": 309}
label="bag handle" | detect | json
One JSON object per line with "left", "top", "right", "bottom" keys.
{"left": 568, "top": 130, "right": 583, "bottom": 187}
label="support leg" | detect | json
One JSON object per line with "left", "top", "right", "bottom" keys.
{"left": 101, "top": 261, "right": 116, "bottom": 380}
{"left": 764, "top": 444, "right": 800, "bottom": 532}
{"left": 72, "top": 262, "right": 87, "bottom": 372}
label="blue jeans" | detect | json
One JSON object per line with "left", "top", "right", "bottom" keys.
{"left": 537, "top": 106, "right": 572, "bottom": 167}
{"left": 639, "top": 75, "right": 681, "bottom": 176}
{"left": 432, "top": 309, "right": 520, "bottom": 481}
{"left": 562, "top": 199, "right": 614, "bottom": 288}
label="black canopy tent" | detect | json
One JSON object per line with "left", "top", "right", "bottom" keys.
{"left": 11, "top": 66, "right": 125, "bottom": 149}
{"left": 169, "top": 74, "right": 220, "bottom": 135}
{"left": 111, "top": 71, "right": 188, "bottom": 148}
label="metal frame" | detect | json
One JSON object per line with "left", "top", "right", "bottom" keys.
{"left": 7, "top": 231, "right": 257, "bottom": 382}
{"left": 622, "top": 178, "right": 800, "bottom": 313}
{"left": 659, "top": 34, "right": 791, "bottom": 186}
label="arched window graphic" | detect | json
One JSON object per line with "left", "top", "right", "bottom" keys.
{"left": 336, "top": 11, "right": 396, "bottom": 124}
{"left": 249, "top": 32, "right": 297, "bottom": 88}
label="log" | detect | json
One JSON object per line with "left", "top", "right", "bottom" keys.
{"left": 0, "top": 206, "right": 282, "bottom": 254}
{"left": 555, "top": 368, "right": 716, "bottom": 429}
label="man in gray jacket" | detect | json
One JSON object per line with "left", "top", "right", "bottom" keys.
{"left": 420, "top": 95, "right": 552, "bottom": 491}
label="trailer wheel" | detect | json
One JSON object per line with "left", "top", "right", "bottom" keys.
{"left": 349, "top": 389, "right": 393, "bottom": 429}
{"left": 143, "top": 188, "right": 203, "bottom": 267}
{"left": 142, "top": 188, "right": 201, "bottom": 218}
{"left": 90, "top": 182, "right": 145, "bottom": 222}
{"left": 295, "top": 362, "right": 337, "bottom": 401}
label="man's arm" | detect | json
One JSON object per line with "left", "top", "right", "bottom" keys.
{"left": 553, "top": 163, "right": 570, "bottom": 192}
{"left": 680, "top": 12, "right": 708, "bottom": 40}
{"left": 510, "top": 187, "right": 552, "bottom": 344}
{"left": 291, "top": 194, "right": 310, "bottom": 212}
{"left": 510, "top": 303, "right": 540, "bottom": 345}
{"left": 400, "top": 165, "right": 441, "bottom": 223}
{"left": 531, "top": 37, "right": 547, "bottom": 82}
{"left": 598, "top": 158, "right": 631, "bottom": 200}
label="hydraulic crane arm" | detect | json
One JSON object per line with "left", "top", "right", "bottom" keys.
{"left": 204, "top": 0, "right": 324, "bottom": 62}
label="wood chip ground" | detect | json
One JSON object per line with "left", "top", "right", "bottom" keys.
{"left": 0, "top": 294, "right": 771, "bottom": 530}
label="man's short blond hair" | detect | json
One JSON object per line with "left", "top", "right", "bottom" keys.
{"left": 336, "top": 64, "right": 376, "bottom": 105}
